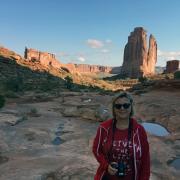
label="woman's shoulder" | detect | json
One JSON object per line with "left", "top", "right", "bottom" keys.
{"left": 99, "top": 118, "right": 113, "bottom": 130}
{"left": 131, "top": 117, "right": 146, "bottom": 132}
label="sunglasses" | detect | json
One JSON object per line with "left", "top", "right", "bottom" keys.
{"left": 114, "top": 103, "right": 131, "bottom": 109}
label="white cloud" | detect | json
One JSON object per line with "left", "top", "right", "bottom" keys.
{"left": 78, "top": 56, "right": 86, "bottom": 62}
{"left": 101, "top": 49, "right": 110, "bottom": 53}
{"left": 105, "top": 39, "right": 112, "bottom": 44}
{"left": 86, "top": 39, "right": 104, "bottom": 48}
{"left": 167, "top": 56, "right": 176, "bottom": 60}
{"left": 157, "top": 49, "right": 163, "bottom": 56}
{"left": 157, "top": 49, "right": 180, "bottom": 60}
{"left": 156, "top": 49, "right": 180, "bottom": 66}
{"left": 57, "top": 51, "right": 69, "bottom": 57}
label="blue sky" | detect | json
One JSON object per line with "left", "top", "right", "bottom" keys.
{"left": 0, "top": 0, "right": 180, "bottom": 67}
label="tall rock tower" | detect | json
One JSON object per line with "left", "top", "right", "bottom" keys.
{"left": 121, "top": 27, "right": 157, "bottom": 78}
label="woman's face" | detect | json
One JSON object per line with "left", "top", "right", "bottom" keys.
{"left": 113, "top": 97, "right": 131, "bottom": 120}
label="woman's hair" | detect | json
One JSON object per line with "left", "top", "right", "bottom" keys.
{"left": 112, "top": 91, "right": 134, "bottom": 119}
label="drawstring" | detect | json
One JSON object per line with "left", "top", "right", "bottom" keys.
{"left": 107, "top": 118, "right": 135, "bottom": 180}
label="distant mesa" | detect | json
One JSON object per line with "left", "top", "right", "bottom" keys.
{"left": 24, "top": 47, "right": 61, "bottom": 69}
{"left": 24, "top": 47, "right": 116, "bottom": 74}
{"left": 121, "top": 27, "right": 157, "bottom": 78}
{"left": 74, "top": 64, "right": 113, "bottom": 73}
{"left": 164, "top": 60, "right": 180, "bottom": 73}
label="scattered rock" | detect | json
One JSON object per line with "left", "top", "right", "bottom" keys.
{"left": 0, "top": 154, "right": 9, "bottom": 164}
{"left": 52, "top": 137, "right": 65, "bottom": 145}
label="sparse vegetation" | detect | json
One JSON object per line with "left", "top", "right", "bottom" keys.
{"left": 138, "top": 76, "right": 148, "bottom": 83}
{"left": 28, "top": 107, "right": 40, "bottom": 117}
{"left": 174, "top": 71, "right": 180, "bottom": 79}
{"left": 18, "top": 115, "right": 28, "bottom": 123}
{"left": 65, "top": 76, "right": 73, "bottom": 89}
{"left": 4, "top": 76, "right": 24, "bottom": 92}
{"left": 0, "top": 95, "right": 5, "bottom": 108}
{"left": 30, "top": 108, "right": 38, "bottom": 114}
{"left": 3, "top": 91, "right": 20, "bottom": 98}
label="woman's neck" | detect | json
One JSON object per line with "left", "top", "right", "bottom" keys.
{"left": 115, "top": 118, "right": 129, "bottom": 130}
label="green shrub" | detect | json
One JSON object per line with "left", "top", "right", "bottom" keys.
{"left": 138, "top": 76, "right": 148, "bottom": 83}
{"left": 39, "top": 81, "right": 53, "bottom": 91}
{"left": 5, "top": 77, "right": 24, "bottom": 92}
{"left": 65, "top": 76, "right": 73, "bottom": 89}
{"left": 30, "top": 108, "right": 38, "bottom": 114}
{"left": 0, "top": 95, "right": 5, "bottom": 108}
{"left": 174, "top": 71, "right": 180, "bottom": 79}
{"left": 4, "top": 91, "right": 19, "bottom": 98}
{"left": 28, "top": 107, "right": 40, "bottom": 117}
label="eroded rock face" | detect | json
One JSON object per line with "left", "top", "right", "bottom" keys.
{"left": 24, "top": 48, "right": 62, "bottom": 69}
{"left": 121, "top": 27, "right": 157, "bottom": 78}
{"left": 165, "top": 60, "right": 180, "bottom": 73}
{"left": 75, "top": 64, "right": 112, "bottom": 73}
{"left": 0, "top": 46, "right": 22, "bottom": 61}
{"left": 147, "top": 35, "right": 157, "bottom": 74}
{"left": 1, "top": 45, "right": 119, "bottom": 76}
{"left": 24, "top": 48, "right": 114, "bottom": 74}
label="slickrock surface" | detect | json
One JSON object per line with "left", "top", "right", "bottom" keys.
{"left": 0, "top": 90, "right": 179, "bottom": 180}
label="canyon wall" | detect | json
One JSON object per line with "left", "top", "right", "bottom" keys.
{"left": 24, "top": 48, "right": 115, "bottom": 74}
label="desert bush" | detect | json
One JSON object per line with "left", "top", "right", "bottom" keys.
{"left": 5, "top": 77, "right": 24, "bottom": 92}
{"left": 174, "top": 71, "right": 180, "bottom": 79}
{"left": 65, "top": 76, "right": 73, "bottom": 89}
{"left": 30, "top": 108, "right": 38, "bottom": 114}
{"left": 138, "top": 76, "right": 148, "bottom": 83}
{"left": 28, "top": 107, "right": 40, "bottom": 117}
{"left": 39, "top": 81, "right": 53, "bottom": 91}
{"left": 18, "top": 115, "right": 28, "bottom": 123}
{"left": 0, "top": 95, "right": 5, "bottom": 108}
{"left": 3, "top": 91, "right": 19, "bottom": 98}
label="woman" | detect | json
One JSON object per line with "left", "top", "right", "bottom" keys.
{"left": 92, "top": 92, "right": 150, "bottom": 180}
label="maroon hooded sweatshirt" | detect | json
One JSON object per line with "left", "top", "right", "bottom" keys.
{"left": 92, "top": 118, "right": 150, "bottom": 180}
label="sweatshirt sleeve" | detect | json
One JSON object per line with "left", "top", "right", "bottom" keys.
{"left": 139, "top": 126, "right": 150, "bottom": 180}
{"left": 92, "top": 126, "right": 109, "bottom": 171}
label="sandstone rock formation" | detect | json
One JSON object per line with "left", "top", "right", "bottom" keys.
{"left": 165, "top": 60, "right": 180, "bottom": 73}
{"left": 24, "top": 47, "right": 114, "bottom": 74}
{"left": 75, "top": 64, "right": 112, "bottom": 73}
{"left": 24, "top": 47, "right": 62, "bottom": 69}
{"left": 0, "top": 46, "right": 21, "bottom": 61}
{"left": 121, "top": 27, "right": 157, "bottom": 78}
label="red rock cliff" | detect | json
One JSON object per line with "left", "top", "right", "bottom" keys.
{"left": 165, "top": 60, "right": 180, "bottom": 73}
{"left": 24, "top": 48, "right": 114, "bottom": 73}
{"left": 24, "top": 47, "right": 61, "bottom": 69}
{"left": 121, "top": 27, "right": 157, "bottom": 78}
